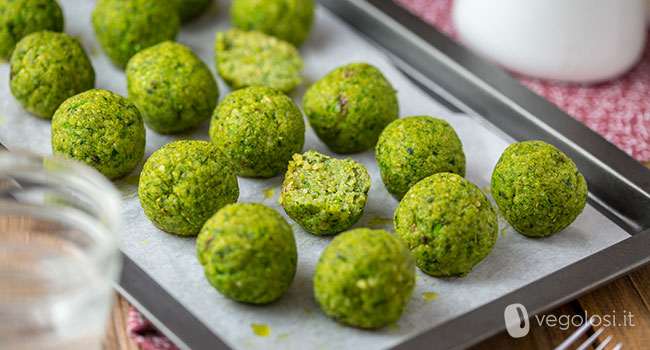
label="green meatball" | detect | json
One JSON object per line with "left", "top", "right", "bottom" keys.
{"left": 0, "top": 0, "right": 63, "bottom": 60}
{"left": 139, "top": 140, "right": 239, "bottom": 236}
{"left": 9, "top": 31, "right": 94, "bottom": 119}
{"left": 231, "top": 0, "right": 314, "bottom": 46}
{"left": 215, "top": 29, "right": 303, "bottom": 92}
{"left": 167, "top": 0, "right": 212, "bottom": 22}
{"left": 314, "top": 228, "right": 415, "bottom": 329}
{"left": 394, "top": 173, "right": 497, "bottom": 277}
{"left": 92, "top": 0, "right": 179, "bottom": 68}
{"left": 51, "top": 89, "right": 145, "bottom": 179}
{"left": 126, "top": 41, "right": 219, "bottom": 134}
{"left": 196, "top": 203, "right": 297, "bottom": 304}
{"left": 491, "top": 140, "right": 588, "bottom": 237}
{"left": 279, "top": 150, "right": 370, "bottom": 235}
{"left": 303, "top": 62, "right": 398, "bottom": 154}
{"left": 376, "top": 116, "right": 466, "bottom": 200}
{"left": 209, "top": 86, "right": 304, "bottom": 178}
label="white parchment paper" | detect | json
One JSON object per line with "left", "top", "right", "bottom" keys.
{"left": 0, "top": 1, "right": 631, "bottom": 349}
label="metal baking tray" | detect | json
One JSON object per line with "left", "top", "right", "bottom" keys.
{"left": 113, "top": 0, "right": 650, "bottom": 349}
{"left": 0, "top": 0, "right": 635, "bottom": 349}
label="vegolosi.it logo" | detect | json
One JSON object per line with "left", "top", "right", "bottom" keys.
{"left": 504, "top": 303, "right": 635, "bottom": 338}
{"left": 504, "top": 303, "right": 530, "bottom": 338}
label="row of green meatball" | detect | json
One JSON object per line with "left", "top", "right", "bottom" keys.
{"left": 6, "top": 0, "right": 404, "bottom": 161}
{"left": 0, "top": 0, "right": 217, "bottom": 61}
{"left": 4, "top": 0, "right": 311, "bottom": 120}
{"left": 195, "top": 201, "right": 415, "bottom": 329}
{"left": 7, "top": 0, "right": 405, "bottom": 157}
{"left": 90, "top": 0, "right": 314, "bottom": 68}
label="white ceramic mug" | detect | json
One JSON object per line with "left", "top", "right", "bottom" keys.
{"left": 453, "top": 0, "right": 647, "bottom": 83}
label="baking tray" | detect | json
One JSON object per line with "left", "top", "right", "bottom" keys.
{"left": 115, "top": 0, "right": 650, "bottom": 349}
{"left": 2, "top": 0, "right": 649, "bottom": 349}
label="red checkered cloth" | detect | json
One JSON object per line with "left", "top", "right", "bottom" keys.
{"left": 127, "top": 2, "right": 650, "bottom": 349}
{"left": 395, "top": 0, "right": 650, "bottom": 162}
{"left": 127, "top": 306, "right": 178, "bottom": 350}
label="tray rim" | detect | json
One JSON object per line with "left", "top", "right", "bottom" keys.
{"left": 100, "top": 0, "right": 650, "bottom": 348}
{"left": 1, "top": 0, "right": 647, "bottom": 348}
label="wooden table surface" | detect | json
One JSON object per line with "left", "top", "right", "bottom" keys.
{"left": 102, "top": 162, "right": 650, "bottom": 350}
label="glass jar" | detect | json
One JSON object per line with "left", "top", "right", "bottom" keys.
{"left": 0, "top": 152, "right": 122, "bottom": 350}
